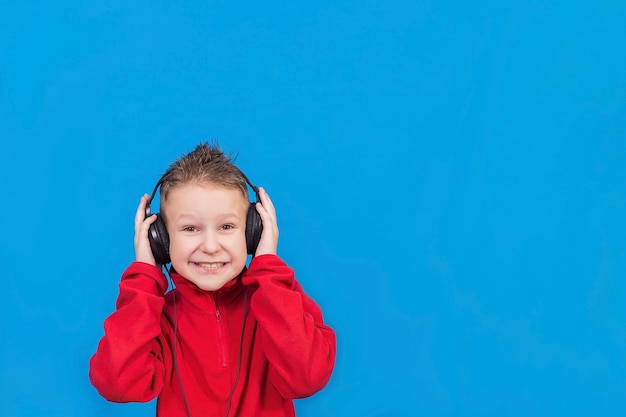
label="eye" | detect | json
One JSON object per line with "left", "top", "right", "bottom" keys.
{"left": 182, "top": 226, "right": 198, "bottom": 232}
{"left": 221, "top": 224, "right": 234, "bottom": 230}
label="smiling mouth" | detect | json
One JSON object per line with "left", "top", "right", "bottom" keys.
{"left": 193, "top": 262, "right": 227, "bottom": 271}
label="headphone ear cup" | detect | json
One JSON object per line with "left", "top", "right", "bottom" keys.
{"left": 245, "top": 202, "right": 263, "bottom": 255}
{"left": 148, "top": 214, "right": 171, "bottom": 265}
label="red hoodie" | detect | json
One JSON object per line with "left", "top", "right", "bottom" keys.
{"left": 89, "top": 254, "right": 336, "bottom": 417}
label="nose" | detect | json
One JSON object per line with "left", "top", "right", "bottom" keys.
{"left": 200, "top": 231, "right": 221, "bottom": 254}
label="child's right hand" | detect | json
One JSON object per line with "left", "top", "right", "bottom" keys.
{"left": 134, "top": 194, "right": 158, "bottom": 266}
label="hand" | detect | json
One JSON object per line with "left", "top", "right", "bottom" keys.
{"left": 134, "top": 194, "right": 158, "bottom": 265}
{"left": 254, "top": 188, "right": 279, "bottom": 256}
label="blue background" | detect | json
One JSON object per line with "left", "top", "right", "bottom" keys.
{"left": 1, "top": 1, "right": 625, "bottom": 416}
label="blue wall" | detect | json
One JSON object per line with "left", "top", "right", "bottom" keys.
{"left": 1, "top": 1, "right": 625, "bottom": 416}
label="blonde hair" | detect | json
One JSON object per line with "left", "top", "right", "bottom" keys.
{"left": 159, "top": 141, "right": 249, "bottom": 204}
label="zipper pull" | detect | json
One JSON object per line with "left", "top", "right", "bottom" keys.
{"left": 213, "top": 293, "right": 221, "bottom": 321}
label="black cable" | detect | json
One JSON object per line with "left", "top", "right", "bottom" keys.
{"left": 167, "top": 264, "right": 248, "bottom": 417}
{"left": 166, "top": 266, "right": 192, "bottom": 417}
{"left": 224, "top": 287, "right": 248, "bottom": 417}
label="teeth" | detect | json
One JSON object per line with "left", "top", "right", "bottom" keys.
{"left": 196, "top": 262, "right": 224, "bottom": 270}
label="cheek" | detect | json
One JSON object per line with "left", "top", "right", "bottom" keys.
{"left": 229, "top": 230, "right": 248, "bottom": 254}
{"left": 233, "top": 230, "right": 248, "bottom": 248}
{"left": 168, "top": 235, "right": 192, "bottom": 256}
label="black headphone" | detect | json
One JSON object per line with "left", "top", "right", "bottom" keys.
{"left": 145, "top": 169, "right": 263, "bottom": 265}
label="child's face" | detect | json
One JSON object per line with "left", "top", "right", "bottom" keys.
{"left": 163, "top": 182, "right": 249, "bottom": 291}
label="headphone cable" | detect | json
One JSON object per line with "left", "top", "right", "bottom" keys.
{"left": 166, "top": 265, "right": 193, "bottom": 417}
{"left": 224, "top": 287, "right": 248, "bottom": 417}
{"left": 167, "top": 265, "right": 248, "bottom": 417}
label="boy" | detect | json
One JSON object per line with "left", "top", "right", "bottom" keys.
{"left": 89, "top": 142, "right": 336, "bottom": 417}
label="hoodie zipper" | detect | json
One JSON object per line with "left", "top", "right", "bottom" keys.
{"left": 213, "top": 293, "right": 229, "bottom": 368}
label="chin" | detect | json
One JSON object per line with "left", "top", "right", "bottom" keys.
{"left": 197, "top": 277, "right": 236, "bottom": 292}
{"left": 199, "top": 285, "right": 225, "bottom": 292}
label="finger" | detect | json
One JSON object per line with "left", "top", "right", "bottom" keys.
{"left": 256, "top": 200, "right": 278, "bottom": 234}
{"left": 134, "top": 194, "right": 150, "bottom": 228}
{"left": 134, "top": 214, "right": 158, "bottom": 261}
{"left": 135, "top": 213, "right": 156, "bottom": 239}
{"left": 255, "top": 199, "right": 276, "bottom": 224}
{"left": 255, "top": 201, "right": 270, "bottom": 221}
{"left": 258, "top": 187, "right": 276, "bottom": 217}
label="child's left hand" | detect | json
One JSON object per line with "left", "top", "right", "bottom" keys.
{"left": 254, "top": 187, "right": 279, "bottom": 256}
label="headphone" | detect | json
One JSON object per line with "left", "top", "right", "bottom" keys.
{"left": 145, "top": 169, "right": 264, "bottom": 264}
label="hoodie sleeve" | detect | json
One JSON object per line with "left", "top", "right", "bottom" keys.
{"left": 242, "top": 254, "right": 336, "bottom": 399}
{"left": 89, "top": 262, "right": 171, "bottom": 402}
